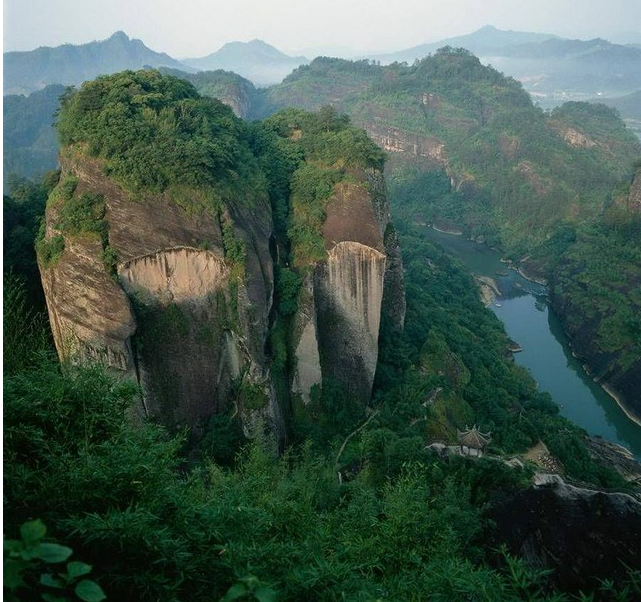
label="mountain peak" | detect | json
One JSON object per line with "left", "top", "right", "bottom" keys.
{"left": 246, "top": 39, "right": 273, "bottom": 47}
{"left": 108, "top": 31, "right": 130, "bottom": 42}
{"left": 4, "top": 31, "right": 187, "bottom": 95}
{"left": 217, "top": 39, "right": 291, "bottom": 59}
{"left": 184, "top": 39, "right": 308, "bottom": 86}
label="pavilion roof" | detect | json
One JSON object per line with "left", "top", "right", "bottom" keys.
{"left": 457, "top": 425, "right": 492, "bottom": 449}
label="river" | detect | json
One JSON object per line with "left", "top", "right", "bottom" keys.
{"left": 423, "top": 227, "right": 641, "bottom": 460}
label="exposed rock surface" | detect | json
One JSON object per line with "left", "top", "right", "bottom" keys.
{"left": 216, "top": 86, "right": 254, "bottom": 120}
{"left": 40, "top": 232, "right": 137, "bottom": 373}
{"left": 40, "top": 151, "right": 279, "bottom": 434}
{"left": 487, "top": 473, "right": 641, "bottom": 591}
{"left": 474, "top": 275, "right": 500, "bottom": 307}
{"left": 365, "top": 124, "right": 448, "bottom": 165}
{"left": 313, "top": 241, "right": 386, "bottom": 403}
{"left": 291, "top": 169, "right": 404, "bottom": 405}
{"left": 553, "top": 124, "right": 597, "bottom": 149}
{"left": 40, "top": 148, "right": 403, "bottom": 437}
{"left": 586, "top": 436, "right": 641, "bottom": 485}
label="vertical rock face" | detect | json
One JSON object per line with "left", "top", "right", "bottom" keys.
{"left": 314, "top": 242, "right": 387, "bottom": 402}
{"left": 40, "top": 233, "right": 137, "bottom": 373}
{"left": 39, "top": 153, "right": 279, "bottom": 435}
{"left": 291, "top": 169, "right": 405, "bottom": 405}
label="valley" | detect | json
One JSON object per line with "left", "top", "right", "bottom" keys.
{"left": 423, "top": 226, "right": 641, "bottom": 459}
{"left": 4, "top": 17, "right": 641, "bottom": 601}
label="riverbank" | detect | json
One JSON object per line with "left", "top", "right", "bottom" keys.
{"left": 441, "top": 228, "right": 637, "bottom": 427}
{"left": 603, "top": 383, "right": 641, "bottom": 428}
{"left": 431, "top": 223, "right": 463, "bottom": 235}
{"left": 421, "top": 225, "right": 641, "bottom": 459}
{"left": 473, "top": 275, "right": 500, "bottom": 307}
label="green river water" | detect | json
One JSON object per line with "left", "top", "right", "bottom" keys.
{"left": 423, "top": 227, "right": 641, "bottom": 459}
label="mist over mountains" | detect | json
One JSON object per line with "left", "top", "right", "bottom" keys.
{"left": 183, "top": 39, "right": 309, "bottom": 87}
{"left": 5, "top": 25, "right": 641, "bottom": 99}
{"left": 369, "top": 25, "right": 641, "bottom": 103}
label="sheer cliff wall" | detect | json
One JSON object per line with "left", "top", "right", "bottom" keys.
{"left": 291, "top": 168, "right": 405, "bottom": 405}
{"left": 39, "top": 151, "right": 280, "bottom": 436}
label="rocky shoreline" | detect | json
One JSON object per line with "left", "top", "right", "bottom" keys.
{"left": 431, "top": 223, "right": 463, "bottom": 236}
{"left": 473, "top": 274, "right": 501, "bottom": 307}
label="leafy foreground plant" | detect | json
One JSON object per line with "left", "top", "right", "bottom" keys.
{"left": 221, "top": 575, "right": 277, "bottom": 602}
{"left": 4, "top": 519, "right": 106, "bottom": 602}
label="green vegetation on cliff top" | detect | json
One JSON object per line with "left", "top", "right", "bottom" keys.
{"left": 258, "top": 106, "right": 385, "bottom": 267}
{"left": 56, "top": 69, "right": 266, "bottom": 209}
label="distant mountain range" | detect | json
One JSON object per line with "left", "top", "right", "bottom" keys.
{"left": 5, "top": 26, "right": 640, "bottom": 99}
{"left": 183, "top": 39, "right": 308, "bottom": 87}
{"left": 3, "top": 31, "right": 188, "bottom": 95}
{"left": 369, "top": 25, "right": 558, "bottom": 63}
{"left": 591, "top": 90, "right": 641, "bottom": 120}
{"left": 369, "top": 26, "right": 641, "bottom": 99}
{"left": 3, "top": 34, "right": 309, "bottom": 95}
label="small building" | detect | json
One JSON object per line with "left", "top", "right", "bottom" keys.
{"left": 457, "top": 425, "right": 492, "bottom": 457}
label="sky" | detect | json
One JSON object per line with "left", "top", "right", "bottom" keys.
{"left": 4, "top": 0, "right": 641, "bottom": 58}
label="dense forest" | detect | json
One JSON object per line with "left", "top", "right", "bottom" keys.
{"left": 5, "top": 70, "right": 641, "bottom": 601}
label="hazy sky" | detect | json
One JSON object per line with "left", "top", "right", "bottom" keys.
{"left": 4, "top": 0, "right": 641, "bottom": 57}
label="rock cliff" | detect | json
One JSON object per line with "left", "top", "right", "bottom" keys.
{"left": 39, "top": 150, "right": 279, "bottom": 435}
{"left": 37, "top": 74, "right": 405, "bottom": 440}
{"left": 291, "top": 169, "right": 404, "bottom": 405}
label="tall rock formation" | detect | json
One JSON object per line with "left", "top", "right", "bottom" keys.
{"left": 39, "top": 150, "right": 278, "bottom": 436}
{"left": 37, "top": 72, "right": 405, "bottom": 439}
{"left": 291, "top": 167, "right": 404, "bottom": 406}
{"left": 37, "top": 71, "right": 280, "bottom": 437}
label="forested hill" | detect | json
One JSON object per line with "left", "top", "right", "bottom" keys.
{"left": 369, "top": 26, "right": 641, "bottom": 97}
{"left": 157, "top": 67, "right": 261, "bottom": 119}
{"left": 3, "top": 31, "right": 188, "bottom": 96}
{"left": 259, "top": 50, "right": 641, "bottom": 260}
